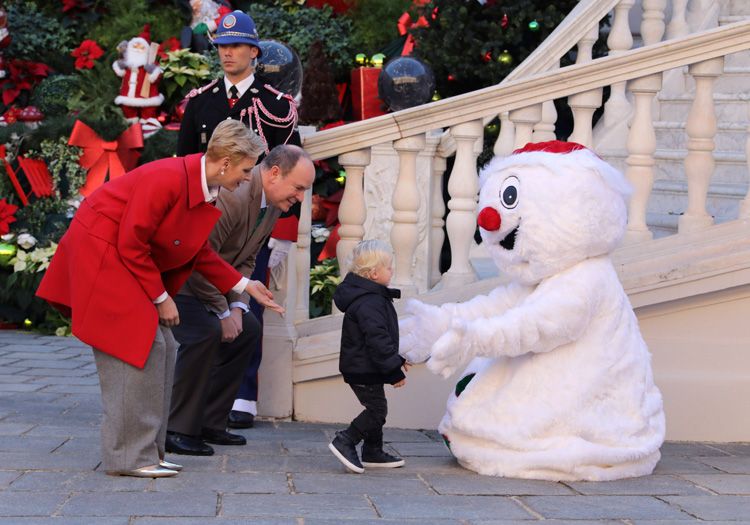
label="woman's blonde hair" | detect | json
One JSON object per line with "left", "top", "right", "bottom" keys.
{"left": 206, "top": 119, "right": 265, "bottom": 164}
{"left": 348, "top": 239, "right": 393, "bottom": 278}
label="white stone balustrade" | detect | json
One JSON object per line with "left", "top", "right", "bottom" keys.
{"left": 602, "top": 0, "right": 634, "bottom": 129}
{"left": 494, "top": 112, "right": 515, "bottom": 156}
{"left": 679, "top": 57, "right": 724, "bottom": 233}
{"left": 666, "top": 0, "right": 689, "bottom": 39}
{"left": 294, "top": 187, "right": 313, "bottom": 321}
{"left": 569, "top": 23, "right": 602, "bottom": 148}
{"left": 510, "top": 105, "right": 543, "bottom": 149}
{"left": 430, "top": 147, "right": 448, "bottom": 288}
{"left": 439, "top": 120, "right": 483, "bottom": 288}
{"left": 641, "top": 0, "right": 667, "bottom": 45}
{"left": 741, "top": 100, "right": 750, "bottom": 219}
{"left": 336, "top": 149, "right": 371, "bottom": 276}
{"left": 391, "top": 134, "right": 426, "bottom": 295}
{"left": 624, "top": 73, "right": 663, "bottom": 244}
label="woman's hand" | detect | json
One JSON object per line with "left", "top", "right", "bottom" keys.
{"left": 156, "top": 296, "right": 180, "bottom": 327}
{"left": 245, "top": 280, "right": 285, "bottom": 315}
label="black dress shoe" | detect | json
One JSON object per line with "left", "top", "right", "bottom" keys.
{"left": 227, "top": 410, "right": 254, "bottom": 429}
{"left": 201, "top": 427, "right": 247, "bottom": 446}
{"left": 165, "top": 431, "right": 214, "bottom": 456}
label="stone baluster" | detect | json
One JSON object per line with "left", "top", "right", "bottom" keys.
{"left": 439, "top": 120, "right": 483, "bottom": 288}
{"left": 430, "top": 150, "right": 448, "bottom": 288}
{"left": 510, "top": 104, "right": 543, "bottom": 149}
{"left": 666, "top": 0, "right": 689, "bottom": 39}
{"left": 335, "top": 149, "right": 371, "bottom": 276}
{"left": 494, "top": 112, "right": 515, "bottom": 157}
{"left": 641, "top": 0, "right": 667, "bottom": 46}
{"left": 679, "top": 57, "right": 724, "bottom": 233}
{"left": 740, "top": 102, "right": 750, "bottom": 219}
{"left": 294, "top": 187, "right": 313, "bottom": 321}
{"left": 568, "top": 23, "right": 602, "bottom": 147}
{"left": 391, "top": 134, "right": 426, "bottom": 295}
{"left": 603, "top": 0, "right": 635, "bottom": 129}
{"left": 623, "top": 73, "right": 662, "bottom": 244}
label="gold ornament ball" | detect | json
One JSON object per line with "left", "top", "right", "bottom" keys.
{"left": 431, "top": 91, "right": 442, "bottom": 102}
{"left": 497, "top": 50, "right": 513, "bottom": 65}
{"left": 371, "top": 53, "right": 386, "bottom": 68}
{"left": 0, "top": 242, "right": 15, "bottom": 266}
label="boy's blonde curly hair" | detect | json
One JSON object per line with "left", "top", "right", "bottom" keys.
{"left": 348, "top": 239, "right": 393, "bottom": 278}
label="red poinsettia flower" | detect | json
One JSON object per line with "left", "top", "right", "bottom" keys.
{"left": 0, "top": 198, "right": 18, "bottom": 235}
{"left": 156, "top": 37, "right": 181, "bottom": 60}
{"left": 62, "top": 0, "right": 81, "bottom": 11}
{"left": 71, "top": 39, "right": 104, "bottom": 70}
{"left": 0, "top": 60, "right": 51, "bottom": 106}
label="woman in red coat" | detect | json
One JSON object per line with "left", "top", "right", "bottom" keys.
{"left": 37, "top": 120, "right": 283, "bottom": 477}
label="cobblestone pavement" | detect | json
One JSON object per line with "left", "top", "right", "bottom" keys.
{"left": 0, "top": 330, "right": 748, "bottom": 524}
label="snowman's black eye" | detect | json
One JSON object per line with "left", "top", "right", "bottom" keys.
{"left": 499, "top": 176, "right": 519, "bottom": 209}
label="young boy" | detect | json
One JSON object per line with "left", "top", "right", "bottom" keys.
{"left": 328, "top": 240, "right": 408, "bottom": 474}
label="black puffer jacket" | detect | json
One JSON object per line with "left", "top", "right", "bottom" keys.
{"left": 333, "top": 272, "right": 405, "bottom": 385}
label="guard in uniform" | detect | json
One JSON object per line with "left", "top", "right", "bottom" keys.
{"left": 168, "top": 10, "right": 301, "bottom": 455}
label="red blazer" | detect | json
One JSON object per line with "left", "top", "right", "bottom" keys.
{"left": 37, "top": 154, "right": 241, "bottom": 368}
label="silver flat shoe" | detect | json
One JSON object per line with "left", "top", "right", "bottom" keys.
{"left": 106, "top": 465, "right": 178, "bottom": 478}
{"left": 159, "top": 459, "right": 183, "bottom": 471}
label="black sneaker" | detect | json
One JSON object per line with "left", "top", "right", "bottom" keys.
{"left": 361, "top": 448, "right": 405, "bottom": 468}
{"left": 328, "top": 431, "right": 364, "bottom": 473}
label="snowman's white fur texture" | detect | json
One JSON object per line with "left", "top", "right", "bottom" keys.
{"left": 400, "top": 143, "right": 665, "bottom": 481}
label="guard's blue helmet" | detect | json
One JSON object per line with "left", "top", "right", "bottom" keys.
{"left": 212, "top": 10, "right": 262, "bottom": 55}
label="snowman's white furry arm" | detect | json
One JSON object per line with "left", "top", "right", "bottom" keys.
{"left": 427, "top": 260, "right": 602, "bottom": 377}
{"left": 399, "top": 282, "right": 530, "bottom": 364}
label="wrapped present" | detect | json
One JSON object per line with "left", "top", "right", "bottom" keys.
{"left": 350, "top": 67, "right": 385, "bottom": 121}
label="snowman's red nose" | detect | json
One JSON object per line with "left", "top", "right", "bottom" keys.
{"left": 477, "top": 207, "right": 501, "bottom": 231}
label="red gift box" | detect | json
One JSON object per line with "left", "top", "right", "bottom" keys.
{"left": 350, "top": 67, "right": 386, "bottom": 121}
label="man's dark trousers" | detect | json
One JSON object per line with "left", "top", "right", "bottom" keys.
{"left": 169, "top": 294, "right": 260, "bottom": 435}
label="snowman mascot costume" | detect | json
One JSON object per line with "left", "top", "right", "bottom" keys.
{"left": 400, "top": 141, "right": 665, "bottom": 481}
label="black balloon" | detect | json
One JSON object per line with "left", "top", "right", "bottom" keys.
{"left": 256, "top": 40, "right": 303, "bottom": 98}
{"left": 377, "top": 56, "right": 436, "bottom": 112}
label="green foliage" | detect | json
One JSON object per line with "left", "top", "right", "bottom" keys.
{"left": 411, "top": 0, "right": 579, "bottom": 99}
{"left": 66, "top": 61, "right": 129, "bottom": 137}
{"left": 140, "top": 128, "right": 179, "bottom": 164}
{"left": 34, "top": 137, "right": 87, "bottom": 199}
{"left": 346, "top": 0, "right": 412, "bottom": 57}
{"left": 159, "top": 48, "right": 212, "bottom": 107}
{"left": 247, "top": 4, "right": 355, "bottom": 80}
{"left": 6, "top": 1, "right": 77, "bottom": 73}
{"left": 309, "top": 257, "right": 341, "bottom": 318}
{"left": 32, "top": 75, "right": 79, "bottom": 117}
{"left": 84, "top": 0, "right": 185, "bottom": 50}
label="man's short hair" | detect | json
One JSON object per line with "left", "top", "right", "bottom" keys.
{"left": 261, "top": 145, "right": 311, "bottom": 176}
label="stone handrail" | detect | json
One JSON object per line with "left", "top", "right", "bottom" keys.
{"left": 302, "top": 19, "right": 750, "bottom": 160}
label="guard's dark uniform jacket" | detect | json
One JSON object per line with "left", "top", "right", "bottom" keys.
{"left": 176, "top": 75, "right": 301, "bottom": 156}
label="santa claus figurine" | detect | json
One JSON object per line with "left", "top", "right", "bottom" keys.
{"left": 112, "top": 26, "right": 165, "bottom": 126}
{"left": 400, "top": 141, "right": 665, "bottom": 482}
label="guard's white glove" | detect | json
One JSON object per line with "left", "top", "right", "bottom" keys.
{"left": 267, "top": 238, "right": 292, "bottom": 269}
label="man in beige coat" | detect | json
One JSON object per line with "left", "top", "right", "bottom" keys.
{"left": 166, "top": 144, "right": 314, "bottom": 455}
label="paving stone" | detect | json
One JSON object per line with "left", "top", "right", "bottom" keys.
{"left": 0, "top": 424, "right": 34, "bottom": 436}
{"left": 222, "top": 493, "right": 377, "bottom": 519}
{"left": 222, "top": 440, "right": 282, "bottom": 456}
{"left": 307, "top": 520, "right": 461, "bottom": 525}
{"left": 24, "top": 425, "right": 99, "bottom": 438}
{"left": 41, "top": 385, "right": 101, "bottom": 394}
{"left": 566, "top": 475, "right": 705, "bottom": 495}
{"left": 0, "top": 384, "right": 44, "bottom": 393}
{"left": 423, "top": 473, "right": 575, "bottom": 496}
{"left": 0, "top": 491, "right": 65, "bottom": 516}
{"left": 0, "top": 452, "right": 100, "bottom": 471}
{"left": 134, "top": 519, "right": 296, "bottom": 525}
{"left": 226, "top": 454, "right": 344, "bottom": 474}
{"left": 653, "top": 456, "right": 724, "bottom": 474}
{"left": 680, "top": 474, "right": 750, "bottom": 494}
{"left": 292, "top": 472, "right": 433, "bottom": 495}
{"left": 390, "top": 442, "right": 453, "bottom": 457}
{"left": 0, "top": 436, "right": 67, "bottom": 453}
{"left": 710, "top": 443, "right": 750, "bottom": 456}
{"left": 25, "top": 376, "right": 99, "bottom": 385}
{"left": 51, "top": 438, "right": 99, "bottom": 455}
{"left": 370, "top": 494, "right": 533, "bottom": 520}
{"left": 663, "top": 495, "right": 750, "bottom": 520}
{"left": 0, "top": 359, "right": 23, "bottom": 367}
{"left": 281, "top": 440, "right": 331, "bottom": 456}
{"left": 16, "top": 368, "right": 89, "bottom": 377}
{"left": 0, "top": 375, "right": 31, "bottom": 384}
{"left": 0, "top": 470, "right": 21, "bottom": 488}
{"left": 697, "top": 456, "right": 750, "bottom": 474}
{"left": 382, "top": 428, "right": 437, "bottom": 443}
{"left": 471, "top": 521, "right": 625, "bottom": 525}
{"left": 630, "top": 521, "right": 739, "bottom": 525}
{"left": 1, "top": 352, "right": 70, "bottom": 361}
{"left": 660, "top": 442, "right": 732, "bottom": 457}
{"left": 12, "top": 360, "right": 84, "bottom": 370}
{"left": 61, "top": 472, "right": 153, "bottom": 492}
{"left": 60, "top": 492, "right": 218, "bottom": 517}
{"left": 0, "top": 519, "right": 129, "bottom": 525}
{"left": 148, "top": 472, "right": 289, "bottom": 494}
{"left": 520, "top": 495, "right": 691, "bottom": 520}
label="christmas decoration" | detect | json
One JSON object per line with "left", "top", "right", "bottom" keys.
{"left": 401, "top": 141, "right": 665, "bottom": 481}
{"left": 67, "top": 120, "right": 143, "bottom": 197}
{"left": 112, "top": 28, "right": 165, "bottom": 124}
{"left": 0, "top": 59, "right": 50, "bottom": 106}
{"left": 501, "top": 13, "right": 508, "bottom": 29}
{"left": 71, "top": 39, "right": 104, "bottom": 70}
{"left": 257, "top": 40, "right": 304, "bottom": 99}
{"left": 179, "top": 0, "right": 232, "bottom": 53}
{"left": 0, "top": 242, "right": 15, "bottom": 266}
{"left": 299, "top": 41, "right": 342, "bottom": 126}
{"left": 0, "top": 199, "right": 18, "bottom": 235}
{"left": 497, "top": 49, "right": 512, "bottom": 65}
{"left": 350, "top": 66, "right": 385, "bottom": 121}
{"left": 377, "top": 56, "right": 435, "bottom": 112}
{"left": 2, "top": 156, "right": 54, "bottom": 205}
{"left": 396, "top": 11, "right": 428, "bottom": 56}
{"left": 528, "top": 19, "right": 540, "bottom": 31}
{"left": 355, "top": 53, "right": 367, "bottom": 66}
{"left": 0, "top": 6, "right": 10, "bottom": 80}
{"left": 370, "top": 53, "right": 385, "bottom": 67}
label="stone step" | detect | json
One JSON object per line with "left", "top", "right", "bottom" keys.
{"left": 647, "top": 179, "right": 747, "bottom": 225}
{"left": 658, "top": 94, "right": 750, "bottom": 124}
{"left": 725, "top": 0, "right": 750, "bottom": 16}
{"left": 653, "top": 120, "right": 748, "bottom": 153}
{"left": 683, "top": 66, "right": 750, "bottom": 94}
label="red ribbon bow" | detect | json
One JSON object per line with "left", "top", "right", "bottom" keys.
{"left": 68, "top": 120, "right": 144, "bottom": 197}
{"left": 397, "top": 12, "right": 429, "bottom": 56}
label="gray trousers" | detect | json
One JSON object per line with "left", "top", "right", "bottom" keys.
{"left": 93, "top": 326, "right": 177, "bottom": 471}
